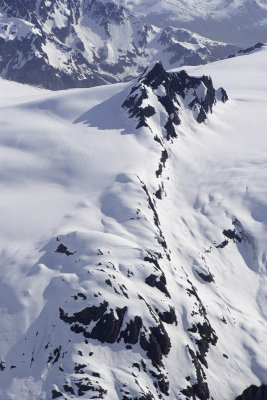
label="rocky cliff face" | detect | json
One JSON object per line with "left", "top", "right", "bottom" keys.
{"left": 0, "top": 0, "right": 239, "bottom": 89}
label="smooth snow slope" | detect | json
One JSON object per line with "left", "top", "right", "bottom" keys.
{"left": 0, "top": 46, "right": 266, "bottom": 399}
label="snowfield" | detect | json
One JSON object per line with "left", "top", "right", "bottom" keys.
{"left": 0, "top": 44, "right": 266, "bottom": 399}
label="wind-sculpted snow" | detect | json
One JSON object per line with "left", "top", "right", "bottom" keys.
{"left": 0, "top": 0, "right": 239, "bottom": 89}
{"left": 0, "top": 48, "right": 266, "bottom": 400}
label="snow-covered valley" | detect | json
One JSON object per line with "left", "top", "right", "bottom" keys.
{"left": 0, "top": 41, "right": 266, "bottom": 400}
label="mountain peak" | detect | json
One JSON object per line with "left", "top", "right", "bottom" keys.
{"left": 122, "top": 63, "right": 228, "bottom": 140}
{"left": 138, "top": 61, "right": 168, "bottom": 89}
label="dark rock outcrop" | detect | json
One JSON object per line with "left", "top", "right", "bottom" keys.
{"left": 122, "top": 62, "right": 228, "bottom": 140}
{"left": 59, "top": 302, "right": 127, "bottom": 343}
{"left": 228, "top": 42, "right": 264, "bottom": 58}
{"left": 235, "top": 384, "right": 267, "bottom": 400}
{"left": 140, "top": 322, "right": 171, "bottom": 367}
{"left": 120, "top": 316, "right": 143, "bottom": 344}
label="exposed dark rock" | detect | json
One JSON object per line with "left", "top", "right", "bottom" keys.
{"left": 139, "top": 393, "right": 155, "bottom": 400}
{"left": 145, "top": 274, "right": 170, "bottom": 298}
{"left": 90, "top": 306, "right": 127, "bottom": 343}
{"left": 228, "top": 42, "right": 264, "bottom": 58}
{"left": 60, "top": 302, "right": 127, "bottom": 343}
{"left": 55, "top": 243, "right": 75, "bottom": 256}
{"left": 182, "top": 346, "right": 210, "bottom": 400}
{"left": 52, "top": 346, "right": 61, "bottom": 364}
{"left": 158, "top": 306, "right": 177, "bottom": 325}
{"left": 59, "top": 302, "right": 108, "bottom": 325}
{"left": 74, "top": 377, "right": 107, "bottom": 397}
{"left": 186, "top": 279, "right": 217, "bottom": 386}
{"left": 156, "top": 149, "right": 168, "bottom": 178}
{"left": 157, "top": 375, "right": 169, "bottom": 395}
{"left": 235, "top": 384, "right": 267, "bottom": 400}
{"left": 141, "top": 360, "right": 147, "bottom": 371}
{"left": 74, "top": 364, "right": 86, "bottom": 374}
{"left": 120, "top": 316, "right": 143, "bottom": 344}
{"left": 187, "top": 320, "right": 217, "bottom": 367}
{"left": 216, "top": 87, "right": 228, "bottom": 103}
{"left": 186, "top": 281, "right": 206, "bottom": 317}
{"left": 144, "top": 254, "right": 162, "bottom": 272}
{"left": 155, "top": 186, "right": 163, "bottom": 200}
{"left": 52, "top": 390, "right": 63, "bottom": 399}
{"left": 196, "top": 271, "right": 214, "bottom": 283}
{"left": 77, "top": 293, "right": 87, "bottom": 300}
{"left": 140, "top": 322, "right": 171, "bottom": 367}
{"left": 195, "top": 321, "right": 218, "bottom": 367}
{"left": 216, "top": 240, "right": 229, "bottom": 249}
{"left": 63, "top": 384, "right": 75, "bottom": 395}
{"left": 223, "top": 228, "right": 242, "bottom": 242}
{"left": 140, "top": 181, "right": 168, "bottom": 251}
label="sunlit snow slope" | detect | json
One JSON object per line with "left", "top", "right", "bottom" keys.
{"left": 0, "top": 45, "right": 266, "bottom": 400}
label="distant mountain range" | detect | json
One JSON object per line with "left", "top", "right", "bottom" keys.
{"left": 119, "top": 0, "right": 267, "bottom": 46}
{"left": 0, "top": 0, "right": 241, "bottom": 89}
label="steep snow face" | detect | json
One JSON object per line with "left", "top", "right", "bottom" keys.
{"left": 0, "top": 46, "right": 266, "bottom": 400}
{"left": 0, "top": 0, "right": 239, "bottom": 89}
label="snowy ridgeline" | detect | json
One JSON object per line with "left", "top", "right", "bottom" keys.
{"left": 0, "top": 46, "right": 266, "bottom": 399}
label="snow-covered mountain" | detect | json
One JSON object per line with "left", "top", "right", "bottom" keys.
{"left": 0, "top": 0, "right": 239, "bottom": 89}
{"left": 0, "top": 43, "right": 266, "bottom": 399}
{"left": 122, "top": 0, "right": 267, "bottom": 46}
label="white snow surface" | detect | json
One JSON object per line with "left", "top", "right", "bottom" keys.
{"left": 0, "top": 46, "right": 266, "bottom": 399}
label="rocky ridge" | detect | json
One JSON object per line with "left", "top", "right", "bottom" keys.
{"left": 0, "top": 48, "right": 266, "bottom": 400}
{"left": 0, "top": 62, "right": 234, "bottom": 400}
